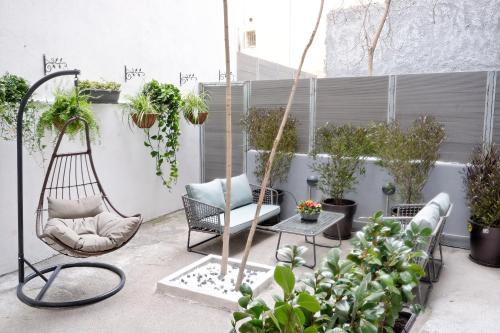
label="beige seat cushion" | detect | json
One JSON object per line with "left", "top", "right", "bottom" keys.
{"left": 44, "top": 211, "right": 141, "bottom": 252}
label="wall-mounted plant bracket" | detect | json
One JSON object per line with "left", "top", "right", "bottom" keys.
{"left": 218, "top": 70, "right": 234, "bottom": 82}
{"left": 179, "top": 72, "right": 197, "bottom": 86}
{"left": 43, "top": 54, "right": 68, "bottom": 76}
{"left": 124, "top": 65, "right": 145, "bottom": 82}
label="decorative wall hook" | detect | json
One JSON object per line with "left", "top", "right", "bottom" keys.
{"left": 124, "top": 65, "right": 145, "bottom": 82}
{"left": 179, "top": 72, "right": 197, "bottom": 86}
{"left": 218, "top": 70, "right": 234, "bottom": 82}
{"left": 43, "top": 54, "right": 68, "bottom": 75}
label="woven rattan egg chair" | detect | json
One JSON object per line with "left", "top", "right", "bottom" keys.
{"left": 16, "top": 70, "right": 142, "bottom": 308}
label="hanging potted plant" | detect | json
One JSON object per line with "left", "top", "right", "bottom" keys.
{"left": 79, "top": 80, "right": 121, "bottom": 104}
{"left": 464, "top": 144, "right": 500, "bottom": 267}
{"left": 370, "top": 115, "right": 445, "bottom": 206}
{"left": 310, "top": 123, "right": 372, "bottom": 239}
{"left": 241, "top": 107, "right": 298, "bottom": 213}
{"left": 37, "top": 89, "right": 99, "bottom": 140}
{"left": 181, "top": 91, "right": 210, "bottom": 125}
{"left": 124, "top": 93, "right": 157, "bottom": 129}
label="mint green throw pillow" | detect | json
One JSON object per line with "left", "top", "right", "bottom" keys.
{"left": 185, "top": 179, "right": 226, "bottom": 210}
{"left": 221, "top": 174, "right": 254, "bottom": 209}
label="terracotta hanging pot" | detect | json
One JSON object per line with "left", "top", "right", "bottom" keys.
{"left": 186, "top": 112, "right": 208, "bottom": 125}
{"left": 132, "top": 113, "right": 157, "bottom": 128}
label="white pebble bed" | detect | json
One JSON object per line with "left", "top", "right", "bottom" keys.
{"left": 172, "top": 261, "right": 266, "bottom": 298}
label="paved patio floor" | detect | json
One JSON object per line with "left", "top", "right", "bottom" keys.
{"left": 0, "top": 211, "right": 499, "bottom": 332}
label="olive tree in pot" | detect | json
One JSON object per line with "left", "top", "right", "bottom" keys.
{"left": 311, "top": 123, "right": 372, "bottom": 239}
{"left": 241, "top": 107, "right": 297, "bottom": 219}
{"left": 464, "top": 144, "right": 500, "bottom": 267}
{"left": 370, "top": 115, "right": 445, "bottom": 206}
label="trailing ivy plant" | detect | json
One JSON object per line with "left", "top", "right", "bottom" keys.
{"left": 370, "top": 115, "right": 445, "bottom": 203}
{"left": 310, "top": 123, "right": 373, "bottom": 203}
{"left": 141, "top": 80, "right": 182, "bottom": 189}
{"left": 37, "top": 89, "right": 98, "bottom": 141}
{"left": 241, "top": 107, "right": 298, "bottom": 188}
{"left": 231, "top": 211, "right": 430, "bottom": 333}
{"left": 0, "top": 73, "right": 44, "bottom": 157}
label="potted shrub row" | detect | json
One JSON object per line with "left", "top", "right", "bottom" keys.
{"left": 230, "top": 211, "right": 430, "bottom": 333}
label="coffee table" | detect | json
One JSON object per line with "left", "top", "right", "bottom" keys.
{"left": 272, "top": 211, "right": 344, "bottom": 268}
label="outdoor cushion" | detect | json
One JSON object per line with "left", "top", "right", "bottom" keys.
{"left": 410, "top": 203, "right": 441, "bottom": 231}
{"left": 218, "top": 203, "right": 280, "bottom": 234}
{"left": 221, "top": 174, "right": 254, "bottom": 209}
{"left": 186, "top": 179, "right": 226, "bottom": 210}
{"left": 428, "top": 192, "right": 451, "bottom": 216}
{"left": 48, "top": 195, "right": 104, "bottom": 219}
{"left": 44, "top": 211, "right": 141, "bottom": 252}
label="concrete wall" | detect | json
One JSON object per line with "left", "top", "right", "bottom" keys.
{"left": 246, "top": 150, "right": 470, "bottom": 248}
{"left": 326, "top": 0, "right": 500, "bottom": 76}
{"left": 0, "top": 0, "right": 240, "bottom": 275}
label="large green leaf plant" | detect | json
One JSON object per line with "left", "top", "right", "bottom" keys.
{"left": 231, "top": 212, "right": 430, "bottom": 333}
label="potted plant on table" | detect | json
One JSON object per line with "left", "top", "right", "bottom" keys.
{"left": 181, "top": 91, "right": 210, "bottom": 125}
{"left": 370, "top": 115, "right": 445, "bottom": 205}
{"left": 296, "top": 199, "right": 322, "bottom": 222}
{"left": 310, "top": 123, "right": 372, "bottom": 239}
{"left": 241, "top": 107, "right": 298, "bottom": 209}
{"left": 464, "top": 144, "right": 500, "bottom": 267}
{"left": 37, "top": 89, "right": 99, "bottom": 140}
{"left": 79, "top": 80, "right": 121, "bottom": 104}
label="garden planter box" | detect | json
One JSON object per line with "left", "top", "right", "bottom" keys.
{"left": 389, "top": 310, "right": 417, "bottom": 333}
{"left": 157, "top": 255, "right": 274, "bottom": 310}
{"left": 82, "top": 89, "right": 120, "bottom": 104}
{"left": 469, "top": 219, "right": 500, "bottom": 267}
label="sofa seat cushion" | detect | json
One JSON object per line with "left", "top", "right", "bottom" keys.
{"left": 186, "top": 179, "right": 226, "bottom": 210}
{"left": 221, "top": 174, "right": 254, "bottom": 209}
{"left": 44, "top": 211, "right": 141, "bottom": 253}
{"left": 427, "top": 192, "right": 451, "bottom": 216}
{"left": 219, "top": 203, "right": 280, "bottom": 234}
{"left": 410, "top": 203, "right": 441, "bottom": 232}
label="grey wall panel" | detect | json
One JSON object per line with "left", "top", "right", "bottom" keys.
{"left": 237, "top": 52, "right": 315, "bottom": 81}
{"left": 249, "top": 79, "right": 310, "bottom": 153}
{"left": 494, "top": 72, "right": 500, "bottom": 144}
{"left": 203, "top": 85, "right": 245, "bottom": 181}
{"left": 396, "top": 72, "right": 487, "bottom": 162}
{"left": 316, "top": 76, "right": 388, "bottom": 127}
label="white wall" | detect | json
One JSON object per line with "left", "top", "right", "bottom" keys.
{"left": 0, "top": 0, "right": 240, "bottom": 275}
{"left": 326, "top": 0, "right": 500, "bottom": 76}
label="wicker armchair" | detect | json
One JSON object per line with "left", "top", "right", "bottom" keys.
{"left": 182, "top": 184, "right": 279, "bottom": 255}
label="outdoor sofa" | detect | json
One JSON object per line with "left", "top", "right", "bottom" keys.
{"left": 182, "top": 174, "right": 281, "bottom": 254}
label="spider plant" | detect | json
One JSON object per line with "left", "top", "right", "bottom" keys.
{"left": 124, "top": 93, "right": 157, "bottom": 128}
{"left": 181, "top": 91, "right": 209, "bottom": 125}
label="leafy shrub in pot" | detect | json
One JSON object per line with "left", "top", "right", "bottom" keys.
{"left": 370, "top": 115, "right": 445, "bottom": 204}
{"left": 464, "top": 144, "right": 500, "bottom": 266}
{"left": 310, "top": 123, "right": 373, "bottom": 239}
{"left": 231, "top": 211, "right": 429, "bottom": 333}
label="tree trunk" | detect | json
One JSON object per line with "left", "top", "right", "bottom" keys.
{"left": 221, "top": 0, "right": 232, "bottom": 275}
{"left": 367, "top": 0, "right": 392, "bottom": 75}
{"left": 235, "top": 0, "right": 325, "bottom": 290}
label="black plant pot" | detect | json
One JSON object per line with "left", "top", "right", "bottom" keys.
{"left": 322, "top": 198, "right": 357, "bottom": 240}
{"left": 469, "top": 219, "right": 500, "bottom": 267}
{"left": 253, "top": 188, "right": 284, "bottom": 226}
{"left": 82, "top": 89, "right": 120, "bottom": 104}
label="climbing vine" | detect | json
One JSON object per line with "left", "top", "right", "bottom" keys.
{"left": 142, "top": 80, "right": 182, "bottom": 189}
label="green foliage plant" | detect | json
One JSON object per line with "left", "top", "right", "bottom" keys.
{"left": 311, "top": 123, "right": 373, "bottom": 203}
{"left": 37, "top": 89, "right": 98, "bottom": 140}
{"left": 463, "top": 144, "right": 500, "bottom": 227}
{"left": 0, "top": 73, "right": 44, "bottom": 157}
{"left": 241, "top": 107, "right": 298, "bottom": 188}
{"left": 370, "top": 115, "right": 445, "bottom": 203}
{"left": 231, "top": 211, "right": 430, "bottom": 333}
{"left": 124, "top": 93, "right": 157, "bottom": 126}
{"left": 131, "top": 80, "right": 182, "bottom": 189}
{"left": 79, "top": 80, "right": 121, "bottom": 91}
{"left": 180, "top": 91, "right": 209, "bottom": 123}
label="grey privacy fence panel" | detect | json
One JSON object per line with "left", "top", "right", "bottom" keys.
{"left": 249, "top": 79, "right": 310, "bottom": 153}
{"left": 202, "top": 84, "right": 245, "bottom": 181}
{"left": 395, "top": 72, "right": 487, "bottom": 162}
{"left": 494, "top": 72, "right": 500, "bottom": 144}
{"left": 316, "top": 76, "right": 389, "bottom": 128}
